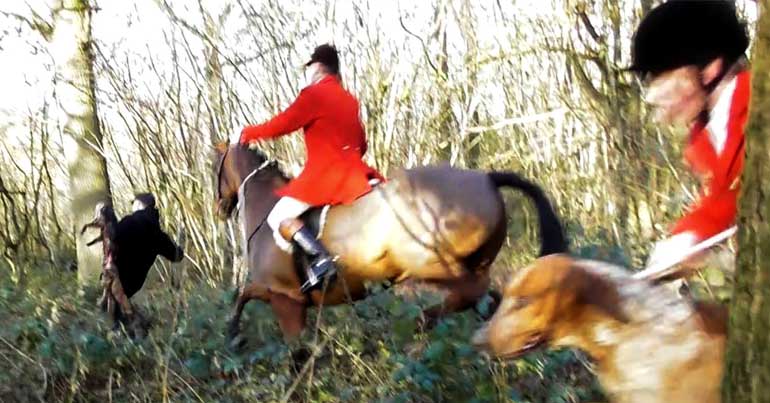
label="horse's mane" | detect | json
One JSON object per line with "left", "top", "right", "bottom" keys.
{"left": 212, "top": 141, "right": 292, "bottom": 181}
{"left": 237, "top": 144, "right": 291, "bottom": 181}
{"left": 237, "top": 143, "right": 268, "bottom": 165}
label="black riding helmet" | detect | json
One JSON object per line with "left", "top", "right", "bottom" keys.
{"left": 629, "top": 0, "right": 749, "bottom": 79}
{"left": 305, "top": 44, "right": 340, "bottom": 75}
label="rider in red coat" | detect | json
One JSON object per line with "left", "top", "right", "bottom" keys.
{"left": 240, "top": 44, "right": 383, "bottom": 292}
{"left": 629, "top": 1, "right": 750, "bottom": 271}
{"left": 670, "top": 70, "right": 748, "bottom": 242}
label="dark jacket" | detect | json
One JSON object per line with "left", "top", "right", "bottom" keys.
{"left": 113, "top": 207, "right": 183, "bottom": 298}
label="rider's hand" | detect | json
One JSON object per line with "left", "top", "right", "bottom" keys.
{"left": 238, "top": 128, "right": 251, "bottom": 146}
{"left": 239, "top": 128, "right": 265, "bottom": 149}
{"left": 646, "top": 231, "right": 698, "bottom": 269}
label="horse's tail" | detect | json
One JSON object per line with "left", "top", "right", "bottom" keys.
{"left": 487, "top": 171, "right": 568, "bottom": 256}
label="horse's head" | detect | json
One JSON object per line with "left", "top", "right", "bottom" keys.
{"left": 213, "top": 142, "right": 272, "bottom": 220}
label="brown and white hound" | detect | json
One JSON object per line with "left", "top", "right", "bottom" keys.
{"left": 474, "top": 254, "right": 726, "bottom": 403}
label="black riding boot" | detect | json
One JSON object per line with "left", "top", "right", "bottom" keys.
{"left": 290, "top": 226, "right": 338, "bottom": 293}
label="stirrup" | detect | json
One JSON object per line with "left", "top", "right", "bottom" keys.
{"left": 300, "top": 256, "right": 337, "bottom": 293}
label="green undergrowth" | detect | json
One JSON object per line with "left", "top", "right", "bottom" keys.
{"left": 0, "top": 263, "right": 606, "bottom": 403}
{"left": 1, "top": 224, "right": 730, "bottom": 402}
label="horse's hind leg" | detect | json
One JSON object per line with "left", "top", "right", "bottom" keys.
{"left": 102, "top": 264, "right": 133, "bottom": 319}
{"left": 109, "top": 298, "right": 120, "bottom": 330}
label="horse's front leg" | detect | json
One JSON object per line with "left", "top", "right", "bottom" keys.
{"left": 268, "top": 292, "right": 309, "bottom": 373}
{"left": 226, "top": 291, "right": 250, "bottom": 350}
{"left": 226, "top": 282, "right": 271, "bottom": 350}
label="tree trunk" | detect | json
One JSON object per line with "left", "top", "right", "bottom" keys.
{"left": 722, "top": 2, "right": 770, "bottom": 401}
{"left": 50, "top": 0, "right": 112, "bottom": 287}
{"left": 202, "top": 8, "right": 225, "bottom": 145}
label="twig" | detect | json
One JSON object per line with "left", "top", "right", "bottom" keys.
{"left": 320, "top": 328, "right": 385, "bottom": 384}
{"left": 169, "top": 367, "right": 206, "bottom": 403}
{"left": 279, "top": 339, "right": 329, "bottom": 403}
{"left": 464, "top": 108, "right": 569, "bottom": 133}
{"left": 0, "top": 8, "right": 53, "bottom": 40}
{"left": 0, "top": 335, "right": 48, "bottom": 402}
{"left": 575, "top": 7, "right": 603, "bottom": 44}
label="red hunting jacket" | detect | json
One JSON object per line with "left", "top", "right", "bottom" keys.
{"left": 671, "top": 70, "right": 750, "bottom": 242}
{"left": 240, "top": 75, "right": 383, "bottom": 206}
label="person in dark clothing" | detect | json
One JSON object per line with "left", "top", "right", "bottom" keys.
{"left": 113, "top": 193, "right": 184, "bottom": 299}
{"left": 83, "top": 193, "right": 183, "bottom": 335}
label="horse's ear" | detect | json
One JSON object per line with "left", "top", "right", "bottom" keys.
{"left": 214, "top": 141, "right": 229, "bottom": 155}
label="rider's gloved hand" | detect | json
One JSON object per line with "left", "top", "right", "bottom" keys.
{"left": 239, "top": 128, "right": 265, "bottom": 149}
{"left": 238, "top": 128, "right": 251, "bottom": 146}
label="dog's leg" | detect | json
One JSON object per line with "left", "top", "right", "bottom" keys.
{"left": 110, "top": 279, "right": 134, "bottom": 318}
{"left": 102, "top": 263, "right": 134, "bottom": 321}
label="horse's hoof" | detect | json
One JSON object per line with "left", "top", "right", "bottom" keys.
{"left": 227, "top": 334, "right": 247, "bottom": 351}
{"left": 290, "top": 347, "right": 312, "bottom": 374}
{"left": 417, "top": 314, "right": 439, "bottom": 331}
{"left": 97, "top": 297, "right": 108, "bottom": 312}
{"left": 131, "top": 326, "right": 147, "bottom": 340}
{"left": 108, "top": 326, "right": 124, "bottom": 340}
{"left": 123, "top": 317, "right": 149, "bottom": 341}
{"left": 404, "top": 339, "right": 427, "bottom": 358}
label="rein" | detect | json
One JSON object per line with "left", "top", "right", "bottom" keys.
{"left": 217, "top": 145, "right": 275, "bottom": 253}
{"left": 236, "top": 159, "right": 273, "bottom": 255}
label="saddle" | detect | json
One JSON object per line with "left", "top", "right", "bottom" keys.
{"left": 296, "top": 178, "right": 382, "bottom": 240}
{"left": 290, "top": 178, "right": 382, "bottom": 291}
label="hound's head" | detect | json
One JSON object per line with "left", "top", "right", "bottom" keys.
{"left": 473, "top": 255, "right": 629, "bottom": 359}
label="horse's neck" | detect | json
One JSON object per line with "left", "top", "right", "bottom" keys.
{"left": 241, "top": 176, "right": 281, "bottom": 210}
{"left": 235, "top": 164, "right": 258, "bottom": 189}
{"left": 238, "top": 167, "right": 284, "bottom": 244}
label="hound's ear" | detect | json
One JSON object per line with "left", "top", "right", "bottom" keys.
{"left": 214, "top": 141, "right": 229, "bottom": 154}
{"left": 568, "top": 265, "right": 630, "bottom": 324}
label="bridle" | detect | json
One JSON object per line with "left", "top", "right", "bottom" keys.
{"left": 216, "top": 144, "right": 274, "bottom": 254}
{"left": 217, "top": 145, "right": 274, "bottom": 204}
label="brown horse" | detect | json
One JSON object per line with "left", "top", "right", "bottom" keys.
{"left": 214, "top": 143, "right": 566, "bottom": 346}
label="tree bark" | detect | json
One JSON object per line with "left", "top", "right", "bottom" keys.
{"left": 50, "top": 0, "right": 112, "bottom": 286}
{"left": 722, "top": 2, "right": 770, "bottom": 401}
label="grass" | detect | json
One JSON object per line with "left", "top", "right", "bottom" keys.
{"left": 3, "top": 217, "right": 734, "bottom": 403}
{"left": 0, "top": 259, "right": 605, "bottom": 403}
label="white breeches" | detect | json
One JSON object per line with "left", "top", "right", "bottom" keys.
{"left": 266, "top": 196, "right": 311, "bottom": 252}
